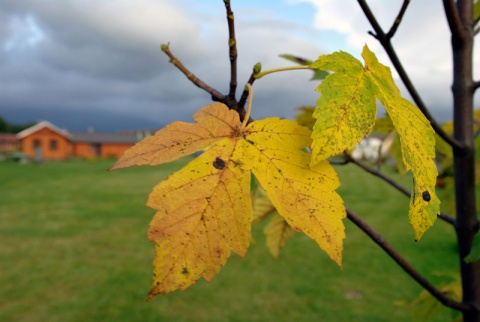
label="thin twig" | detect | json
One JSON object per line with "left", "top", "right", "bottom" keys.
{"left": 345, "top": 155, "right": 456, "bottom": 225}
{"left": 224, "top": 0, "right": 238, "bottom": 100}
{"left": 161, "top": 44, "right": 224, "bottom": 101}
{"left": 346, "top": 207, "right": 473, "bottom": 313}
{"left": 328, "top": 157, "right": 350, "bottom": 165}
{"left": 356, "top": 0, "right": 464, "bottom": 151}
{"left": 386, "top": 0, "right": 410, "bottom": 39}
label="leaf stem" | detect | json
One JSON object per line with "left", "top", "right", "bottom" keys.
{"left": 241, "top": 84, "right": 253, "bottom": 130}
{"left": 254, "top": 65, "right": 312, "bottom": 79}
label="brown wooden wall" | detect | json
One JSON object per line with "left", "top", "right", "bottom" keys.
{"left": 20, "top": 128, "right": 71, "bottom": 160}
{"left": 72, "top": 142, "right": 132, "bottom": 159}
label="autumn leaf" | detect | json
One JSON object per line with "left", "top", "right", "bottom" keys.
{"left": 475, "top": 0, "right": 480, "bottom": 22}
{"left": 252, "top": 188, "right": 276, "bottom": 225}
{"left": 264, "top": 214, "right": 295, "bottom": 258}
{"left": 253, "top": 189, "right": 296, "bottom": 258}
{"left": 310, "top": 50, "right": 378, "bottom": 161}
{"left": 374, "top": 116, "right": 407, "bottom": 174}
{"left": 112, "top": 102, "right": 345, "bottom": 296}
{"left": 311, "top": 45, "right": 439, "bottom": 241}
{"left": 294, "top": 106, "right": 316, "bottom": 130}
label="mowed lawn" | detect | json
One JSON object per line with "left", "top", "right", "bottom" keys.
{"left": 0, "top": 158, "right": 459, "bottom": 321}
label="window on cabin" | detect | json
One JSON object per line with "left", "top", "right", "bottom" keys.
{"left": 50, "top": 139, "right": 58, "bottom": 150}
{"left": 90, "top": 143, "right": 101, "bottom": 156}
{"left": 33, "top": 139, "right": 41, "bottom": 149}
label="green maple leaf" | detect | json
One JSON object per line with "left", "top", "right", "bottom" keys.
{"left": 311, "top": 45, "right": 440, "bottom": 241}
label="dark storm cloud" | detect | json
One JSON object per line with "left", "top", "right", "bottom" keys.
{"left": 0, "top": 0, "right": 328, "bottom": 131}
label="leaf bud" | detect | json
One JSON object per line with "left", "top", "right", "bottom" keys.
{"left": 253, "top": 62, "right": 262, "bottom": 75}
{"left": 160, "top": 44, "right": 169, "bottom": 52}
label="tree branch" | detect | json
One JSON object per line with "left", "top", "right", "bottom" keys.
{"left": 346, "top": 155, "right": 410, "bottom": 196}
{"left": 345, "top": 155, "right": 456, "bottom": 225}
{"left": 386, "top": 0, "right": 410, "bottom": 39}
{"left": 224, "top": 0, "right": 238, "bottom": 100}
{"left": 346, "top": 207, "right": 473, "bottom": 313}
{"left": 443, "top": 0, "right": 467, "bottom": 41}
{"left": 356, "top": 0, "right": 465, "bottom": 151}
{"left": 160, "top": 44, "right": 225, "bottom": 101}
{"left": 474, "top": 80, "right": 480, "bottom": 91}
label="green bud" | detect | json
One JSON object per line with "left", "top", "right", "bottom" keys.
{"left": 253, "top": 62, "right": 262, "bottom": 75}
{"left": 160, "top": 44, "right": 169, "bottom": 52}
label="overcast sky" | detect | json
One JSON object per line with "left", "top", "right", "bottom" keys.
{"left": 1, "top": 0, "right": 478, "bottom": 131}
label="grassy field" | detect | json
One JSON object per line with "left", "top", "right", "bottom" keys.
{"left": 0, "top": 158, "right": 460, "bottom": 321}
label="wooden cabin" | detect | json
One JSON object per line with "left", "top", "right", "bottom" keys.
{"left": 17, "top": 121, "right": 146, "bottom": 161}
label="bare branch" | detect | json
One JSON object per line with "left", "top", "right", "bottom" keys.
{"left": 328, "top": 157, "right": 350, "bottom": 165}
{"left": 386, "top": 0, "right": 410, "bottom": 39}
{"left": 356, "top": 0, "right": 465, "bottom": 151}
{"left": 161, "top": 44, "right": 224, "bottom": 101}
{"left": 438, "top": 213, "right": 456, "bottom": 225}
{"left": 346, "top": 207, "right": 473, "bottom": 313}
{"left": 224, "top": 0, "right": 238, "bottom": 100}
{"left": 474, "top": 80, "right": 480, "bottom": 91}
{"left": 346, "top": 155, "right": 410, "bottom": 196}
{"left": 443, "top": 0, "right": 468, "bottom": 41}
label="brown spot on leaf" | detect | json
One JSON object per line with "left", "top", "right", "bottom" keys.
{"left": 213, "top": 157, "right": 226, "bottom": 170}
{"left": 422, "top": 190, "right": 431, "bottom": 202}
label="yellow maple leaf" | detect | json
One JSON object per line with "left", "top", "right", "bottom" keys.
{"left": 264, "top": 214, "right": 295, "bottom": 258}
{"left": 112, "top": 102, "right": 345, "bottom": 297}
{"left": 310, "top": 51, "right": 378, "bottom": 161}
{"left": 252, "top": 189, "right": 296, "bottom": 258}
{"left": 362, "top": 46, "right": 440, "bottom": 241}
{"left": 311, "top": 45, "right": 440, "bottom": 241}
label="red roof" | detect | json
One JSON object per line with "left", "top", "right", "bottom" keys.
{"left": 0, "top": 133, "right": 19, "bottom": 144}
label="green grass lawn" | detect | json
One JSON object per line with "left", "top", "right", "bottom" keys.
{"left": 0, "top": 158, "right": 460, "bottom": 321}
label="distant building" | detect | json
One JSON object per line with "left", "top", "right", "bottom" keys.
{"left": 16, "top": 121, "right": 151, "bottom": 161}
{"left": 351, "top": 134, "right": 391, "bottom": 162}
{"left": 0, "top": 133, "right": 20, "bottom": 154}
